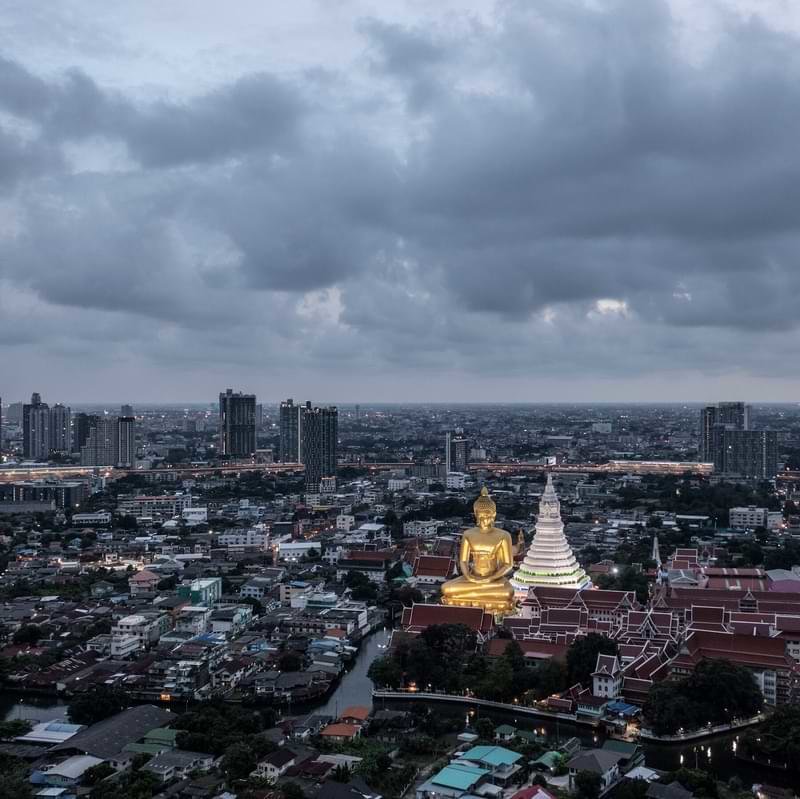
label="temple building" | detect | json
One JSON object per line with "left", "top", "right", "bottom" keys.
{"left": 511, "top": 473, "right": 591, "bottom": 597}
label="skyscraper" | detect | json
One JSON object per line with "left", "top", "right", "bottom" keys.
{"left": 117, "top": 416, "right": 136, "bottom": 467}
{"left": 80, "top": 415, "right": 137, "bottom": 467}
{"left": 713, "top": 429, "right": 778, "bottom": 480}
{"left": 72, "top": 413, "right": 98, "bottom": 454}
{"left": 302, "top": 404, "right": 338, "bottom": 493}
{"left": 279, "top": 399, "right": 303, "bottom": 463}
{"left": 701, "top": 401, "right": 749, "bottom": 461}
{"left": 23, "top": 393, "right": 48, "bottom": 459}
{"left": 445, "top": 429, "right": 469, "bottom": 473}
{"left": 121, "top": 404, "right": 134, "bottom": 417}
{"left": 218, "top": 389, "right": 256, "bottom": 457}
{"left": 81, "top": 417, "right": 117, "bottom": 467}
{"left": 48, "top": 404, "right": 72, "bottom": 454}
{"left": 702, "top": 401, "right": 777, "bottom": 479}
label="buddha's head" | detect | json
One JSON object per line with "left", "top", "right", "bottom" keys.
{"left": 473, "top": 486, "right": 496, "bottom": 530}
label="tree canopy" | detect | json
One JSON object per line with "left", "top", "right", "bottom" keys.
{"left": 643, "top": 659, "right": 762, "bottom": 735}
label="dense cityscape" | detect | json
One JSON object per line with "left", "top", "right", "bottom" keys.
{"left": 0, "top": 396, "right": 799, "bottom": 799}
{"left": 5, "top": 1, "right": 800, "bottom": 799}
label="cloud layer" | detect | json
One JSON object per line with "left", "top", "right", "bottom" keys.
{"left": 2, "top": 0, "right": 800, "bottom": 402}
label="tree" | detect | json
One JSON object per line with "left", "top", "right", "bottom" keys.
{"left": 574, "top": 770, "right": 603, "bottom": 799}
{"left": 643, "top": 659, "right": 762, "bottom": 735}
{"left": 280, "top": 781, "right": 306, "bottom": 799}
{"left": 68, "top": 686, "right": 129, "bottom": 726}
{"left": 12, "top": 624, "right": 42, "bottom": 645}
{"left": 367, "top": 655, "right": 402, "bottom": 689}
{"left": 83, "top": 762, "right": 115, "bottom": 786}
{"left": 566, "top": 633, "right": 618, "bottom": 687}
{"left": 474, "top": 718, "right": 495, "bottom": 741}
{"left": 331, "top": 764, "right": 352, "bottom": 782}
{"left": 0, "top": 719, "right": 32, "bottom": 740}
{"left": 0, "top": 766, "right": 32, "bottom": 799}
{"left": 174, "top": 702, "right": 268, "bottom": 756}
{"left": 222, "top": 742, "right": 256, "bottom": 781}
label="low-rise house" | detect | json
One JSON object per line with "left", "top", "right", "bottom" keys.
{"left": 143, "top": 749, "right": 214, "bottom": 782}
{"left": 566, "top": 749, "right": 624, "bottom": 793}
{"left": 252, "top": 748, "right": 298, "bottom": 782}
{"left": 319, "top": 722, "right": 361, "bottom": 742}
{"left": 31, "top": 755, "right": 104, "bottom": 789}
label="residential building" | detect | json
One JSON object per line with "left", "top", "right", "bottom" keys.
{"left": 303, "top": 403, "right": 338, "bottom": 493}
{"left": 729, "top": 506, "right": 783, "bottom": 531}
{"left": 177, "top": 577, "right": 223, "bottom": 607}
{"left": 279, "top": 398, "right": 303, "bottom": 463}
{"left": 219, "top": 388, "right": 256, "bottom": 457}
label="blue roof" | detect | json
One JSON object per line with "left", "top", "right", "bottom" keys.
{"left": 607, "top": 701, "right": 640, "bottom": 717}
{"left": 432, "top": 764, "right": 489, "bottom": 790}
{"left": 458, "top": 745, "right": 522, "bottom": 767}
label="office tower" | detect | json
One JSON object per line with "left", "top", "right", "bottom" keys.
{"left": 121, "top": 404, "right": 134, "bottom": 417}
{"left": 117, "top": 416, "right": 136, "bottom": 467}
{"left": 48, "top": 404, "right": 72, "bottom": 454}
{"left": 256, "top": 403, "right": 264, "bottom": 428}
{"left": 712, "top": 429, "right": 778, "bottom": 480}
{"left": 72, "top": 413, "right": 98, "bottom": 453}
{"left": 701, "top": 401, "right": 750, "bottom": 462}
{"left": 279, "top": 399, "right": 303, "bottom": 463}
{"left": 23, "top": 393, "right": 48, "bottom": 459}
{"left": 445, "top": 428, "right": 469, "bottom": 473}
{"left": 302, "top": 404, "right": 338, "bottom": 492}
{"left": 218, "top": 389, "right": 256, "bottom": 457}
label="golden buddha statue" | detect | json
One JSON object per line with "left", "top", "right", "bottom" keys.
{"left": 440, "top": 487, "right": 516, "bottom": 615}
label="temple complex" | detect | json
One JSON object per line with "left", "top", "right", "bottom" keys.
{"left": 511, "top": 473, "right": 591, "bottom": 597}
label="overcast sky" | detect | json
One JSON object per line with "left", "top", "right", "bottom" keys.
{"left": 3, "top": 0, "right": 800, "bottom": 404}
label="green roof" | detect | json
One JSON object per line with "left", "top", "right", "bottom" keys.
{"left": 123, "top": 743, "right": 169, "bottom": 755}
{"left": 495, "top": 725, "right": 516, "bottom": 735}
{"left": 459, "top": 745, "right": 522, "bottom": 767}
{"left": 144, "top": 727, "right": 179, "bottom": 746}
{"left": 432, "top": 764, "right": 489, "bottom": 790}
{"left": 602, "top": 740, "right": 638, "bottom": 755}
{"left": 532, "top": 752, "right": 561, "bottom": 769}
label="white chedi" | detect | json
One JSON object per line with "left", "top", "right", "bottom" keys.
{"left": 511, "top": 473, "right": 591, "bottom": 596}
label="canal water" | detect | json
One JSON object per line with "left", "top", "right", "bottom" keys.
{"left": 2, "top": 629, "right": 794, "bottom": 789}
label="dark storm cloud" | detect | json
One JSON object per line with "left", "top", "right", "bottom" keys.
{"left": 5, "top": 0, "right": 800, "bottom": 398}
{"left": 0, "top": 58, "right": 304, "bottom": 167}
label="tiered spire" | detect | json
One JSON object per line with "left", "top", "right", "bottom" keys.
{"left": 510, "top": 473, "right": 591, "bottom": 597}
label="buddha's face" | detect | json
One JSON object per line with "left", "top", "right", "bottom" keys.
{"left": 476, "top": 508, "right": 495, "bottom": 530}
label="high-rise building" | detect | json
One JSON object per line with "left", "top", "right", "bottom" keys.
{"left": 80, "top": 416, "right": 137, "bottom": 467}
{"left": 121, "top": 404, "right": 134, "bottom": 417}
{"left": 302, "top": 404, "right": 338, "bottom": 493}
{"left": 445, "top": 429, "right": 469, "bottom": 474}
{"left": 712, "top": 428, "right": 778, "bottom": 480}
{"left": 701, "top": 402, "right": 749, "bottom": 461}
{"left": 117, "top": 416, "right": 136, "bottom": 468}
{"left": 701, "top": 401, "right": 774, "bottom": 478}
{"left": 279, "top": 399, "right": 303, "bottom": 463}
{"left": 218, "top": 389, "right": 256, "bottom": 457}
{"left": 81, "top": 417, "right": 117, "bottom": 467}
{"left": 48, "top": 404, "right": 72, "bottom": 454}
{"left": 511, "top": 473, "right": 591, "bottom": 596}
{"left": 72, "top": 413, "right": 98, "bottom": 454}
{"left": 23, "top": 393, "right": 48, "bottom": 459}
